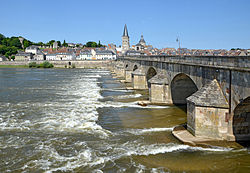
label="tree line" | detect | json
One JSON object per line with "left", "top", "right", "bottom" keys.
{"left": 0, "top": 33, "right": 105, "bottom": 59}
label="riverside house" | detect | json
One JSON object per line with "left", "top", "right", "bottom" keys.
{"left": 0, "top": 55, "right": 7, "bottom": 61}
{"left": 15, "top": 52, "right": 33, "bottom": 61}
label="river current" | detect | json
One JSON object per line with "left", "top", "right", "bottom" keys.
{"left": 0, "top": 68, "right": 249, "bottom": 172}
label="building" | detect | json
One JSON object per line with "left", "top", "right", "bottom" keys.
{"left": 135, "top": 35, "right": 146, "bottom": 51}
{"left": 33, "top": 51, "right": 46, "bottom": 61}
{"left": 79, "top": 50, "right": 92, "bottom": 60}
{"left": 56, "top": 52, "right": 76, "bottom": 60}
{"left": 0, "top": 55, "right": 7, "bottom": 61}
{"left": 46, "top": 53, "right": 58, "bottom": 61}
{"left": 25, "top": 45, "right": 39, "bottom": 54}
{"left": 15, "top": 52, "right": 33, "bottom": 61}
{"left": 96, "top": 50, "right": 116, "bottom": 60}
{"left": 122, "top": 24, "right": 130, "bottom": 54}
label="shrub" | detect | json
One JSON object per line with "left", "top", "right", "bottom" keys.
{"left": 28, "top": 61, "right": 54, "bottom": 68}
{"left": 40, "top": 61, "right": 54, "bottom": 68}
{"left": 29, "top": 62, "right": 37, "bottom": 68}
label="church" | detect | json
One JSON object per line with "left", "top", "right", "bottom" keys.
{"left": 121, "top": 24, "right": 152, "bottom": 55}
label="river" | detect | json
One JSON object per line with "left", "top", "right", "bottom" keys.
{"left": 0, "top": 68, "right": 249, "bottom": 172}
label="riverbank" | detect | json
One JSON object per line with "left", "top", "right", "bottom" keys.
{"left": 0, "top": 64, "right": 28, "bottom": 68}
{"left": 0, "top": 60, "right": 113, "bottom": 69}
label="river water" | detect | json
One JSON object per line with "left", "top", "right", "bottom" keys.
{"left": 0, "top": 68, "right": 249, "bottom": 173}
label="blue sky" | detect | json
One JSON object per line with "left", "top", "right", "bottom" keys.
{"left": 1, "top": 0, "right": 250, "bottom": 49}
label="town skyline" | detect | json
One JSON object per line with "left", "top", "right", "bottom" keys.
{"left": 1, "top": 0, "right": 250, "bottom": 49}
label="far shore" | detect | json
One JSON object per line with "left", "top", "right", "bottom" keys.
{"left": 0, "top": 60, "right": 112, "bottom": 69}
{"left": 0, "top": 64, "right": 28, "bottom": 68}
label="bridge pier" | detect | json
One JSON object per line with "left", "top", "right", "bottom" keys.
{"left": 132, "top": 69, "right": 148, "bottom": 89}
{"left": 125, "top": 70, "right": 133, "bottom": 82}
{"left": 187, "top": 79, "right": 230, "bottom": 140}
{"left": 148, "top": 73, "right": 172, "bottom": 104}
{"left": 114, "top": 63, "right": 125, "bottom": 78}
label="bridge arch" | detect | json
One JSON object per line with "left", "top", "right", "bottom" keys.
{"left": 233, "top": 96, "right": 250, "bottom": 142}
{"left": 170, "top": 73, "right": 198, "bottom": 105}
{"left": 133, "top": 64, "right": 138, "bottom": 71}
{"left": 146, "top": 67, "right": 157, "bottom": 88}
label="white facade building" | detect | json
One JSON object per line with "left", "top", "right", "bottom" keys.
{"left": 95, "top": 50, "right": 116, "bottom": 60}
{"left": 79, "top": 50, "right": 92, "bottom": 60}
{"left": 56, "top": 52, "right": 76, "bottom": 60}
{"left": 46, "top": 54, "right": 59, "bottom": 61}
{"left": 25, "top": 45, "right": 39, "bottom": 54}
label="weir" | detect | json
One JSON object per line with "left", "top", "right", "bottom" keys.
{"left": 112, "top": 55, "right": 250, "bottom": 142}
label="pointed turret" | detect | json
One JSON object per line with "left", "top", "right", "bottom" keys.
{"left": 123, "top": 24, "right": 129, "bottom": 37}
{"left": 122, "top": 24, "right": 130, "bottom": 53}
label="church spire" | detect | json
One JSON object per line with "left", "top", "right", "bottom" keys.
{"left": 123, "top": 24, "right": 129, "bottom": 37}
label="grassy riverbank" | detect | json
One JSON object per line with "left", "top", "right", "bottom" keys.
{"left": 0, "top": 64, "right": 28, "bottom": 68}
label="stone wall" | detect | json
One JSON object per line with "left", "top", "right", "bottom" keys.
{"left": 0, "top": 60, "right": 112, "bottom": 69}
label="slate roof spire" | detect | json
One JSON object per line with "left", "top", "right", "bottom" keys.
{"left": 123, "top": 24, "right": 129, "bottom": 37}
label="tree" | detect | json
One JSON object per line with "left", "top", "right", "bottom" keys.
{"left": 8, "top": 37, "right": 22, "bottom": 49}
{"left": 62, "top": 40, "right": 68, "bottom": 47}
{"left": 85, "top": 41, "right": 98, "bottom": 47}
{"left": 23, "top": 39, "right": 32, "bottom": 49}
{"left": 11, "top": 55, "right": 15, "bottom": 61}
{"left": 57, "top": 41, "right": 61, "bottom": 47}
{"left": 0, "top": 33, "right": 5, "bottom": 44}
{"left": 98, "top": 40, "right": 102, "bottom": 47}
{"left": 48, "top": 40, "right": 55, "bottom": 46}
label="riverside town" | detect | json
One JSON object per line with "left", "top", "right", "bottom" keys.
{"left": 0, "top": 0, "right": 249, "bottom": 172}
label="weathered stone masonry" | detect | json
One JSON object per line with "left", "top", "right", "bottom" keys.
{"left": 114, "top": 55, "right": 250, "bottom": 141}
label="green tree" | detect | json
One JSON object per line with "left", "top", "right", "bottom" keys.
{"left": 98, "top": 40, "right": 102, "bottom": 47}
{"left": 57, "top": 41, "right": 61, "bottom": 47}
{"left": 86, "top": 41, "right": 98, "bottom": 47}
{"left": 0, "top": 33, "right": 5, "bottom": 44}
{"left": 48, "top": 40, "right": 55, "bottom": 46}
{"left": 62, "top": 40, "right": 68, "bottom": 47}
{"left": 23, "top": 39, "right": 32, "bottom": 49}
{"left": 11, "top": 55, "right": 15, "bottom": 61}
{"left": 8, "top": 37, "right": 22, "bottom": 49}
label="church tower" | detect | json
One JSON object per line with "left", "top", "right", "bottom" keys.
{"left": 122, "top": 24, "right": 130, "bottom": 53}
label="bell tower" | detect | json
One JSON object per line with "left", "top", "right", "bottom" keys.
{"left": 122, "top": 24, "right": 130, "bottom": 53}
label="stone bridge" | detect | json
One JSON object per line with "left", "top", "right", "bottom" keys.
{"left": 113, "top": 55, "right": 250, "bottom": 142}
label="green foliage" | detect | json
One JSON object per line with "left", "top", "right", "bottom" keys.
{"left": 0, "top": 45, "right": 18, "bottom": 57}
{"left": 85, "top": 41, "right": 103, "bottom": 48}
{"left": 98, "top": 40, "right": 104, "bottom": 47}
{"left": 62, "top": 40, "right": 68, "bottom": 47}
{"left": 0, "top": 34, "right": 5, "bottom": 44}
{"left": 28, "top": 61, "right": 54, "bottom": 68}
{"left": 86, "top": 41, "right": 97, "bottom": 47}
{"left": 72, "top": 64, "right": 76, "bottom": 68}
{"left": 57, "top": 41, "right": 61, "bottom": 47}
{"left": 11, "top": 55, "right": 15, "bottom": 60}
{"left": 48, "top": 40, "right": 55, "bottom": 46}
{"left": 28, "top": 62, "right": 37, "bottom": 68}
{"left": 23, "top": 39, "right": 32, "bottom": 49}
{"left": 37, "top": 42, "right": 44, "bottom": 46}
{"left": 40, "top": 61, "right": 54, "bottom": 68}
